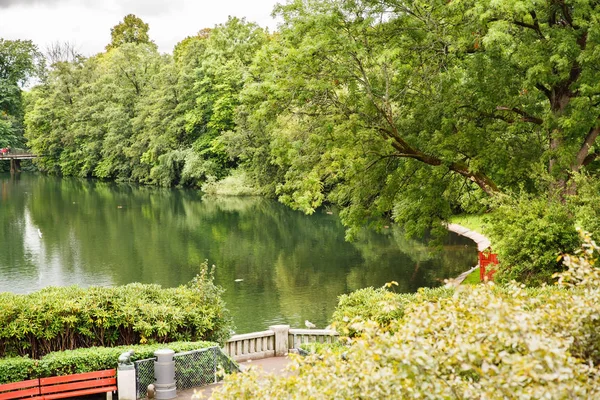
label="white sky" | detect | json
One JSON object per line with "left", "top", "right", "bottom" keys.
{"left": 0, "top": 0, "right": 282, "bottom": 56}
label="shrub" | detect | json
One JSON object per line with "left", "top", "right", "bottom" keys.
{"left": 330, "top": 286, "right": 452, "bottom": 337}
{"left": 0, "top": 341, "right": 217, "bottom": 384}
{"left": 0, "top": 263, "right": 233, "bottom": 359}
{"left": 485, "top": 194, "right": 580, "bottom": 285}
{"left": 569, "top": 174, "right": 600, "bottom": 242}
{"left": 209, "top": 235, "right": 600, "bottom": 399}
{"left": 298, "top": 342, "right": 345, "bottom": 355}
{"left": 0, "top": 357, "right": 37, "bottom": 384}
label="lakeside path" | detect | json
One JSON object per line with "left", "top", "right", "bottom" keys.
{"left": 447, "top": 223, "right": 492, "bottom": 285}
{"left": 447, "top": 223, "right": 491, "bottom": 252}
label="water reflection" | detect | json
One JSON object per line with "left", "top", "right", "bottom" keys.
{"left": 0, "top": 173, "right": 477, "bottom": 332}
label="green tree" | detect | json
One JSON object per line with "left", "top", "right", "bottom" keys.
{"left": 106, "top": 14, "right": 154, "bottom": 51}
{"left": 26, "top": 43, "right": 163, "bottom": 178}
{"left": 184, "top": 17, "right": 268, "bottom": 181}
{"left": 133, "top": 32, "right": 212, "bottom": 187}
{"left": 228, "top": 0, "right": 600, "bottom": 239}
{"left": 0, "top": 39, "right": 43, "bottom": 148}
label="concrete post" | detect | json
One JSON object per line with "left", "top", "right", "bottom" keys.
{"left": 269, "top": 325, "right": 290, "bottom": 356}
{"left": 154, "top": 349, "right": 176, "bottom": 399}
{"left": 116, "top": 350, "right": 136, "bottom": 400}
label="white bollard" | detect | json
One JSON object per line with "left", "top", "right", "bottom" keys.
{"left": 154, "top": 349, "right": 177, "bottom": 399}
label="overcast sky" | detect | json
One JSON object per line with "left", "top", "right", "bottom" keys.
{"left": 0, "top": 0, "right": 282, "bottom": 56}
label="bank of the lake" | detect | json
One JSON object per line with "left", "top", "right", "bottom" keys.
{"left": 0, "top": 173, "right": 477, "bottom": 332}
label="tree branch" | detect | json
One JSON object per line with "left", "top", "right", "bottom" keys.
{"left": 496, "top": 106, "right": 544, "bottom": 124}
{"left": 512, "top": 19, "right": 545, "bottom": 40}
{"left": 573, "top": 122, "right": 600, "bottom": 171}
{"left": 535, "top": 84, "right": 552, "bottom": 102}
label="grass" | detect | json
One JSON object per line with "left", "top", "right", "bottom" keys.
{"left": 461, "top": 268, "right": 481, "bottom": 285}
{"left": 448, "top": 214, "right": 490, "bottom": 235}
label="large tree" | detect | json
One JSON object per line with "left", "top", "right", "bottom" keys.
{"left": 106, "top": 14, "right": 154, "bottom": 51}
{"left": 228, "top": 0, "right": 600, "bottom": 237}
{"left": 0, "top": 39, "right": 42, "bottom": 148}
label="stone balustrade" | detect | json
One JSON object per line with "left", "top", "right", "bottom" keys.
{"left": 224, "top": 325, "right": 339, "bottom": 362}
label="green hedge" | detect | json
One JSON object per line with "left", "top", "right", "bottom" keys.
{"left": 0, "top": 265, "right": 233, "bottom": 359}
{"left": 0, "top": 341, "right": 217, "bottom": 384}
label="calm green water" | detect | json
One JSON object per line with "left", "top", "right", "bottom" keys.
{"left": 0, "top": 173, "right": 477, "bottom": 333}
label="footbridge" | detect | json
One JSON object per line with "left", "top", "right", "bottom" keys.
{"left": 0, "top": 152, "right": 37, "bottom": 173}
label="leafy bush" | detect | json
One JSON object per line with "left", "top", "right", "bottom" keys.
{"left": 0, "top": 264, "right": 233, "bottom": 359}
{"left": 0, "top": 341, "right": 216, "bottom": 384}
{"left": 330, "top": 286, "right": 452, "bottom": 337}
{"left": 569, "top": 174, "right": 600, "bottom": 242}
{"left": 0, "top": 357, "right": 37, "bottom": 384}
{"left": 485, "top": 194, "right": 580, "bottom": 285}
{"left": 201, "top": 170, "right": 259, "bottom": 196}
{"left": 209, "top": 235, "right": 600, "bottom": 399}
{"left": 298, "top": 342, "right": 345, "bottom": 355}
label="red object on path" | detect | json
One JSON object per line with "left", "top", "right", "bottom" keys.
{"left": 479, "top": 251, "right": 499, "bottom": 282}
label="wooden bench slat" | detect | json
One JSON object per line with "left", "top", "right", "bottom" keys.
{"left": 0, "top": 379, "right": 40, "bottom": 392}
{"left": 40, "top": 369, "right": 115, "bottom": 385}
{"left": 0, "top": 387, "right": 42, "bottom": 400}
{"left": 40, "top": 377, "right": 116, "bottom": 395}
{"left": 42, "top": 385, "right": 117, "bottom": 400}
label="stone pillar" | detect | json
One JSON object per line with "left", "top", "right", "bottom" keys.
{"left": 116, "top": 350, "right": 136, "bottom": 400}
{"left": 269, "top": 325, "right": 290, "bottom": 356}
{"left": 117, "top": 369, "right": 136, "bottom": 400}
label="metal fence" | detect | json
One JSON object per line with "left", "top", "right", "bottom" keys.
{"left": 134, "top": 346, "right": 239, "bottom": 399}
{"left": 135, "top": 357, "right": 156, "bottom": 399}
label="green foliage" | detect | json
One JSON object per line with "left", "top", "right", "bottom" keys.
{"left": 298, "top": 342, "right": 345, "bottom": 355}
{"left": 106, "top": 14, "right": 154, "bottom": 50}
{"left": 0, "top": 341, "right": 216, "bottom": 384}
{"left": 569, "top": 174, "right": 600, "bottom": 241}
{"left": 331, "top": 286, "right": 453, "bottom": 337}
{"left": 0, "top": 357, "right": 37, "bottom": 384}
{"left": 222, "top": 0, "right": 600, "bottom": 240}
{"left": 25, "top": 18, "right": 266, "bottom": 190}
{"left": 0, "top": 39, "right": 43, "bottom": 150}
{"left": 210, "top": 237, "right": 600, "bottom": 399}
{"left": 486, "top": 194, "right": 581, "bottom": 285}
{"left": 201, "top": 170, "right": 259, "bottom": 196}
{"left": 461, "top": 268, "right": 481, "bottom": 285}
{"left": 448, "top": 214, "right": 490, "bottom": 235}
{"left": 35, "top": 341, "right": 215, "bottom": 378}
{"left": 0, "top": 263, "right": 232, "bottom": 359}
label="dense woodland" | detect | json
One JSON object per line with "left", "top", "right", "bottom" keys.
{"left": 2, "top": 0, "right": 600, "bottom": 283}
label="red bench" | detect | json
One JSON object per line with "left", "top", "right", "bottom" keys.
{"left": 0, "top": 379, "right": 42, "bottom": 399}
{"left": 40, "top": 369, "right": 116, "bottom": 400}
{"left": 0, "top": 369, "right": 116, "bottom": 399}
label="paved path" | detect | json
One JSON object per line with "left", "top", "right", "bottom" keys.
{"left": 173, "top": 356, "right": 292, "bottom": 399}
{"left": 447, "top": 223, "right": 491, "bottom": 251}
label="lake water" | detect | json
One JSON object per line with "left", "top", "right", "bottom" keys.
{"left": 0, "top": 173, "right": 477, "bottom": 333}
